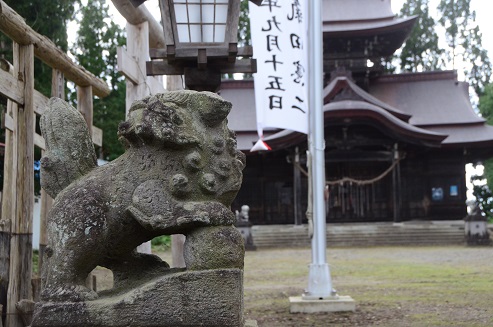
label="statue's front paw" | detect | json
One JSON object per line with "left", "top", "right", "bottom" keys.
{"left": 176, "top": 201, "right": 236, "bottom": 227}
{"left": 176, "top": 211, "right": 211, "bottom": 226}
{"left": 41, "top": 284, "right": 98, "bottom": 302}
{"left": 127, "top": 206, "right": 174, "bottom": 231}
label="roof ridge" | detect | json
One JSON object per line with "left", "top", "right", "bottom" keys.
{"left": 374, "top": 70, "right": 458, "bottom": 83}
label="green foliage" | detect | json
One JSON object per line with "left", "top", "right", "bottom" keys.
{"left": 151, "top": 235, "right": 172, "bottom": 251}
{"left": 438, "top": 0, "right": 492, "bottom": 96}
{"left": 0, "top": 0, "right": 78, "bottom": 192}
{"left": 479, "top": 84, "right": 493, "bottom": 126}
{"left": 238, "top": 0, "right": 251, "bottom": 46}
{"left": 71, "top": 0, "right": 127, "bottom": 161}
{"left": 473, "top": 84, "right": 493, "bottom": 220}
{"left": 397, "top": 0, "right": 492, "bottom": 96}
{"left": 32, "top": 249, "right": 39, "bottom": 275}
{"left": 399, "top": 0, "right": 443, "bottom": 72}
{"left": 471, "top": 171, "right": 493, "bottom": 221}
{"left": 0, "top": 0, "right": 79, "bottom": 97}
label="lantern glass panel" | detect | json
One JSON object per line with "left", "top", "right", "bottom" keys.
{"left": 215, "top": 24, "right": 226, "bottom": 42}
{"left": 174, "top": 4, "right": 188, "bottom": 23}
{"left": 203, "top": 25, "right": 214, "bottom": 42}
{"left": 215, "top": 4, "right": 228, "bottom": 23}
{"left": 172, "top": 0, "right": 230, "bottom": 44}
{"left": 187, "top": 4, "right": 201, "bottom": 23}
{"left": 177, "top": 24, "right": 190, "bottom": 42}
{"left": 202, "top": 5, "right": 215, "bottom": 23}
{"left": 189, "top": 24, "right": 202, "bottom": 42}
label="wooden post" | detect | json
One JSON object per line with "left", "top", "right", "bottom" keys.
{"left": 125, "top": 21, "right": 150, "bottom": 115}
{"left": 6, "top": 43, "right": 35, "bottom": 327}
{"left": 77, "top": 85, "right": 93, "bottom": 135}
{"left": 392, "top": 144, "right": 400, "bottom": 223}
{"left": 293, "top": 147, "right": 303, "bottom": 225}
{"left": 0, "top": 1, "right": 110, "bottom": 98}
{"left": 118, "top": 21, "right": 165, "bottom": 115}
{"left": 0, "top": 54, "right": 16, "bottom": 327}
{"left": 167, "top": 70, "right": 185, "bottom": 268}
{"left": 167, "top": 75, "right": 183, "bottom": 92}
{"left": 118, "top": 21, "right": 165, "bottom": 255}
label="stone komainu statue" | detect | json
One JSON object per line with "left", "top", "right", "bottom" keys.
{"left": 39, "top": 91, "right": 245, "bottom": 302}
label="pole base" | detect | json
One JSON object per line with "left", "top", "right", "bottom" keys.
{"left": 306, "top": 263, "right": 332, "bottom": 298}
{"left": 289, "top": 295, "right": 356, "bottom": 313}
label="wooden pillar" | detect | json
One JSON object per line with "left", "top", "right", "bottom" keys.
{"left": 167, "top": 67, "right": 185, "bottom": 268}
{"left": 6, "top": 43, "right": 35, "bottom": 327}
{"left": 392, "top": 144, "right": 401, "bottom": 223}
{"left": 119, "top": 21, "right": 164, "bottom": 255}
{"left": 77, "top": 85, "right": 93, "bottom": 135}
{"left": 119, "top": 21, "right": 165, "bottom": 255}
{"left": 39, "top": 69, "right": 63, "bottom": 273}
{"left": 0, "top": 55, "right": 16, "bottom": 327}
{"left": 293, "top": 147, "right": 303, "bottom": 225}
{"left": 397, "top": 155, "right": 402, "bottom": 220}
{"left": 125, "top": 21, "right": 150, "bottom": 115}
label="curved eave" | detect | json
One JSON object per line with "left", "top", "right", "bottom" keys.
{"left": 323, "top": 76, "right": 411, "bottom": 121}
{"left": 425, "top": 124, "right": 493, "bottom": 161}
{"left": 325, "top": 101, "right": 447, "bottom": 146}
{"left": 264, "top": 100, "right": 447, "bottom": 150}
{"left": 425, "top": 124, "right": 493, "bottom": 148}
{"left": 263, "top": 128, "right": 305, "bottom": 150}
{"left": 323, "top": 16, "right": 418, "bottom": 58}
{"left": 323, "top": 16, "right": 418, "bottom": 36}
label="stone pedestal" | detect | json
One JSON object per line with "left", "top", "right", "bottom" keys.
{"left": 465, "top": 214, "right": 491, "bottom": 246}
{"left": 289, "top": 295, "right": 356, "bottom": 313}
{"left": 32, "top": 269, "right": 244, "bottom": 327}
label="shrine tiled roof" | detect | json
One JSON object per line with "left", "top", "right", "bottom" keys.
{"left": 369, "top": 71, "right": 485, "bottom": 127}
{"left": 220, "top": 68, "right": 493, "bottom": 156}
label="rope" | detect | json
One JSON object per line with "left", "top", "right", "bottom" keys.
{"left": 293, "top": 155, "right": 404, "bottom": 186}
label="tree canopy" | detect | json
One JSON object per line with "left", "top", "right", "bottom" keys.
{"left": 397, "top": 0, "right": 491, "bottom": 96}
{"left": 436, "top": 0, "right": 492, "bottom": 96}
{"left": 71, "top": 0, "right": 127, "bottom": 161}
{"left": 0, "top": 0, "right": 79, "bottom": 96}
{"left": 478, "top": 83, "right": 493, "bottom": 183}
{"left": 399, "top": 0, "right": 443, "bottom": 72}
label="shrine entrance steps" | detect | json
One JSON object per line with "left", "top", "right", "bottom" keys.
{"left": 251, "top": 221, "right": 466, "bottom": 248}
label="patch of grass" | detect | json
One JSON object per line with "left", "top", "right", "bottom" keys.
{"left": 241, "top": 246, "right": 493, "bottom": 326}
{"left": 32, "top": 249, "right": 39, "bottom": 275}
{"left": 151, "top": 235, "right": 171, "bottom": 251}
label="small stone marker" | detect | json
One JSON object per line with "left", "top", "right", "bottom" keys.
{"left": 235, "top": 205, "right": 257, "bottom": 250}
{"left": 464, "top": 203, "right": 491, "bottom": 246}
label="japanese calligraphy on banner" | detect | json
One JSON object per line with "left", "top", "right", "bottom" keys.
{"left": 249, "top": 0, "right": 309, "bottom": 143}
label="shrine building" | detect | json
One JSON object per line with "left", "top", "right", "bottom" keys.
{"left": 220, "top": 0, "right": 493, "bottom": 225}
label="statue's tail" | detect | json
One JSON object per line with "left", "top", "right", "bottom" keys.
{"left": 40, "top": 98, "right": 98, "bottom": 198}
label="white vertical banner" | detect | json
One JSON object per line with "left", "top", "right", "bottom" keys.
{"left": 249, "top": 0, "right": 309, "bottom": 151}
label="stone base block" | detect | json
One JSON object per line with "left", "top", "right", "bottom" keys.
{"left": 32, "top": 269, "right": 244, "bottom": 327}
{"left": 289, "top": 295, "right": 356, "bottom": 313}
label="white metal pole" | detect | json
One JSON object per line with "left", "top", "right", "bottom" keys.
{"left": 305, "top": 0, "right": 333, "bottom": 299}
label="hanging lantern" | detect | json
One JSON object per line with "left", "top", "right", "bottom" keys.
{"left": 143, "top": 0, "right": 259, "bottom": 91}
